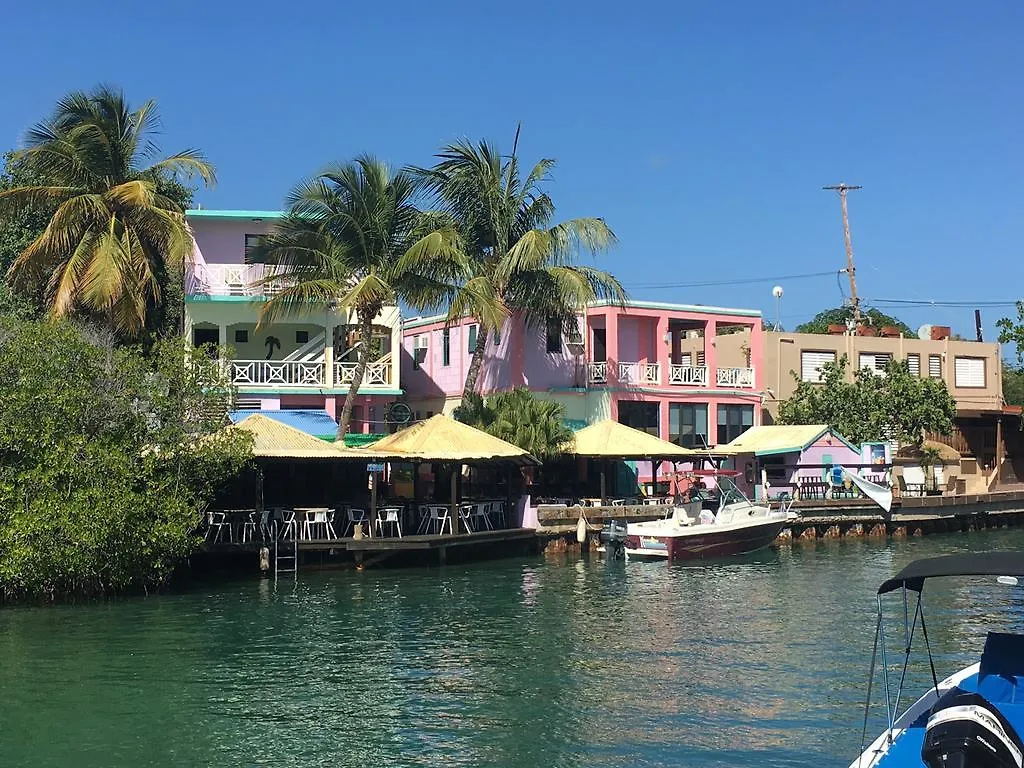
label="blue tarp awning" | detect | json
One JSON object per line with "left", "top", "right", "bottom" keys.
{"left": 229, "top": 409, "right": 338, "bottom": 441}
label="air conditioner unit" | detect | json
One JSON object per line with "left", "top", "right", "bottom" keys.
{"left": 414, "top": 335, "right": 429, "bottom": 349}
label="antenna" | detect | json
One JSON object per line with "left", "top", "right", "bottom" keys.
{"left": 771, "top": 285, "right": 784, "bottom": 331}
{"left": 823, "top": 183, "right": 863, "bottom": 324}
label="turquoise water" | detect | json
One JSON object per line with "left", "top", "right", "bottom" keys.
{"left": 2, "top": 529, "right": 1023, "bottom": 767}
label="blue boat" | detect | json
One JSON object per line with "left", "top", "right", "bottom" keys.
{"left": 852, "top": 552, "right": 1024, "bottom": 768}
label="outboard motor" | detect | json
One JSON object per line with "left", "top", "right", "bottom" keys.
{"left": 922, "top": 691, "right": 1024, "bottom": 768}
{"left": 599, "top": 520, "right": 628, "bottom": 561}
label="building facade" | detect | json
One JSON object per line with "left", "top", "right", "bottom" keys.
{"left": 184, "top": 210, "right": 403, "bottom": 435}
{"left": 401, "top": 300, "right": 766, "bottom": 449}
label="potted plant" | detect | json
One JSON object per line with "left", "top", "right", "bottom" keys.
{"left": 918, "top": 445, "right": 943, "bottom": 494}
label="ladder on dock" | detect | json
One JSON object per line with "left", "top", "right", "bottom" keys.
{"left": 273, "top": 523, "right": 298, "bottom": 578}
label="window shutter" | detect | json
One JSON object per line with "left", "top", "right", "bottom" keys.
{"left": 859, "top": 353, "right": 891, "bottom": 375}
{"left": 680, "top": 353, "right": 692, "bottom": 367}
{"left": 696, "top": 351, "right": 706, "bottom": 367}
{"left": 954, "top": 357, "right": 984, "bottom": 388}
{"left": 928, "top": 355, "right": 942, "bottom": 378}
{"left": 906, "top": 354, "right": 920, "bottom": 376}
{"left": 801, "top": 351, "right": 836, "bottom": 382}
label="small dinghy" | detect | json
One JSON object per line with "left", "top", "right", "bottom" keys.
{"left": 851, "top": 552, "right": 1024, "bottom": 768}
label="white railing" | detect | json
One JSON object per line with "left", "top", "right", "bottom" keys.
{"left": 669, "top": 364, "right": 709, "bottom": 386}
{"left": 716, "top": 367, "right": 756, "bottom": 388}
{"left": 587, "top": 361, "right": 608, "bottom": 384}
{"left": 188, "top": 264, "right": 292, "bottom": 297}
{"left": 335, "top": 361, "right": 393, "bottom": 387}
{"left": 231, "top": 360, "right": 325, "bottom": 387}
{"left": 618, "top": 362, "right": 660, "bottom": 385}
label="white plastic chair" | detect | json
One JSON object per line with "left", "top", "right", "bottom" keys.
{"left": 425, "top": 505, "right": 452, "bottom": 535}
{"left": 342, "top": 507, "right": 368, "bottom": 537}
{"left": 302, "top": 509, "right": 336, "bottom": 540}
{"left": 278, "top": 509, "right": 298, "bottom": 541}
{"left": 467, "top": 503, "right": 492, "bottom": 531}
{"left": 206, "top": 511, "right": 230, "bottom": 543}
{"left": 241, "top": 511, "right": 258, "bottom": 542}
{"left": 376, "top": 507, "right": 403, "bottom": 538}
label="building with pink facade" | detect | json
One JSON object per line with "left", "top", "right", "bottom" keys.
{"left": 401, "top": 299, "right": 766, "bottom": 449}
{"left": 184, "top": 210, "right": 404, "bottom": 438}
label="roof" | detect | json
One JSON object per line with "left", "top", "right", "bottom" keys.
{"left": 186, "top": 209, "right": 284, "bottom": 220}
{"left": 365, "top": 414, "right": 538, "bottom": 465}
{"left": 896, "top": 439, "right": 961, "bottom": 462}
{"left": 722, "top": 424, "right": 859, "bottom": 456}
{"left": 230, "top": 409, "right": 339, "bottom": 440}
{"left": 566, "top": 420, "right": 699, "bottom": 459}
{"left": 878, "top": 552, "right": 1024, "bottom": 594}
{"left": 228, "top": 414, "right": 378, "bottom": 459}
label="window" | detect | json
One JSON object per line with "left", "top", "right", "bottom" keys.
{"left": 858, "top": 352, "right": 892, "bottom": 376}
{"left": 296, "top": 330, "right": 309, "bottom": 344}
{"left": 442, "top": 329, "right": 451, "bottom": 366}
{"left": 954, "top": 357, "right": 985, "bottom": 388}
{"left": 906, "top": 354, "right": 920, "bottom": 377}
{"left": 618, "top": 401, "right": 659, "bottom": 436}
{"left": 243, "top": 233, "right": 265, "bottom": 261}
{"left": 928, "top": 354, "right": 942, "bottom": 378}
{"left": 546, "top": 316, "right": 562, "bottom": 353}
{"left": 234, "top": 329, "right": 249, "bottom": 344}
{"left": 351, "top": 405, "right": 364, "bottom": 432}
{"left": 468, "top": 324, "right": 478, "bottom": 353}
{"left": 412, "top": 335, "right": 422, "bottom": 370}
{"left": 800, "top": 351, "right": 836, "bottom": 382}
{"left": 494, "top": 324, "right": 502, "bottom": 346}
{"left": 717, "top": 405, "right": 754, "bottom": 445}
{"left": 669, "top": 403, "right": 709, "bottom": 448}
{"left": 368, "top": 406, "right": 378, "bottom": 431}
{"left": 696, "top": 351, "right": 706, "bottom": 367}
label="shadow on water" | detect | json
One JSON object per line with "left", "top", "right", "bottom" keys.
{"left": 2, "top": 529, "right": 1024, "bottom": 767}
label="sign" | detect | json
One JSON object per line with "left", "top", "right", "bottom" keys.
{"left": 367, "top": 463, "right": 386, "bottom": 472}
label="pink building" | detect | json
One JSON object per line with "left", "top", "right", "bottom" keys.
{"left": 401, "top": 299, "right": 765, "bottom": 450}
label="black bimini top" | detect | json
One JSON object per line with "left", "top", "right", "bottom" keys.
{"left": 878, "top": 551, "right": 1024, "bottom": 595}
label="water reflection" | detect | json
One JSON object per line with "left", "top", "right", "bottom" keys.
{"left": 2, "top": 529, "right": 1024, "bottom": 767}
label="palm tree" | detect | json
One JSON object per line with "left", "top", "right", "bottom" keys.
{"left": 454, "top": 387, "right": 572, "bottom": 460}
{"left": 412, "top": 129, "right": 626, "bottom": 401}
{"left": 0, "top": 85, "right": 215, "bottom": 338}
{"left": 253, "top": 155, "right": 464, "bottom": 438}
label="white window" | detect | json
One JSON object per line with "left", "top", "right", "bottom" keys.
{"left": 954, "top": 357, "right": 985, "bottom": 388}
{"left": 696, "top": 351, "right": 706, "bottom": 367}
{"left": 801, "top": 351, "right": 837, "bottom": 382}
{"left": 906, "top": 354, "right": 920, "bottom": 377}
{"left": 928, "top": 355, "right": 942, "bottom": 378}
{"left": 859, "top": 353, "right": 892, "bottom": 376}
{"left": 679, "top": 353, "right": 692, "bottom": 367}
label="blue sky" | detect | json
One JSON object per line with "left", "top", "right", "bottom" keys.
{"left": 2, "top": 0, "right": 1020, "bottom": 339}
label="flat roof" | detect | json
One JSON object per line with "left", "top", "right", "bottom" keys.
{"left": 186, "top": 209, "right": 284, "bottom": 220}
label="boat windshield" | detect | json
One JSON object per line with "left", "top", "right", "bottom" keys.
{"left": 717, "top": 476, "right": 751, "bottom": 506}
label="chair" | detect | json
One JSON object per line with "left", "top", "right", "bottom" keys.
{"left": 241, "top": 511, "right": 258, "bottom": 542}
{"left": 423, "top": 505, "right": 452, "bottom": 535}
{"left": 206, "top": 511, "right": 230, "bottom": 543}
{"left": 302, "top": 508, "right": 336, "bottom": 540}
{"left": 467, "top": 503, "right": 492, "bottom": 532}
{"left": 897, "top": 476, "right": 924, "bottom": 498}
{"left": 489, "top": 501, "right": 508, "bottom": 528}
{"left": 376, "top": 507, "right": 403, "bottom": 537}
{"left": 944, "top": 474, "right": 959, "bottom": 496}
{"left": 342, "top": 507, "right": 368, "bottom": 537}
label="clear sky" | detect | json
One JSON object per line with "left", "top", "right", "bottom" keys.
{"left": 1, "top": 0, "right": 1020, "bottom": 339}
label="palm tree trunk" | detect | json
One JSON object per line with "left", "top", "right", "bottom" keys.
{"left": 337, "top": 312, "right": 375, "bottom": 439}
{"left": 461, "top": 325, "right": 490, "bottom": 400}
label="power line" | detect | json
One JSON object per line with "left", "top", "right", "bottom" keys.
{"left": 865, "top": 298, "right": 1021, "bottom": 308}
{"left": 625, "top": 270, "right": 838, "bottom": 290}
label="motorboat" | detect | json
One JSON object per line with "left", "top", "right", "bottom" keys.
{"left": 851, "top": 552, "right": 1024, "bottom": 768}
{"left": 601, "top": 474, "right": 792, "bottom": 561}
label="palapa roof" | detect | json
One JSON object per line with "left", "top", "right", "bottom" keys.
{"left": 722, "top": 424, "right": 859, "bottom": 456}
{"left": 565, "top": 420, "right": 699, "bottom": 460}
{"left": 896, "top": 439, "right": 961, "bottom": 463}
{"left": 365, "top": 414, "right": 538, "bottom": 465}
{"left": 230, "top": 414, "right": 382, "bottom": 460}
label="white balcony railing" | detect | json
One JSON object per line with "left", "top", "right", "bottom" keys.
{"left": 335, "top": 361, "right": 393, "bottom": 388}
{"left": 669, "top": 364, "right": 709, "bottom": 386}
{"left": 716, "top": 367, "right": 755, "bottom": 388}
{"left": 618, "top": 362, "right": 660, "bottom": 385}
{"left": 188, "top": 264, "right": 292, "bottom": 297}
{"left": 587, "top": 361, "right": 608, "bottom": 384}
{"left": 231, "top": 360, "right": 325, "bottom": 387}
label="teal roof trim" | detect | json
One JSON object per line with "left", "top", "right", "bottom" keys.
{"left": 588, "top": 299, "right": 762, "bottom": 317}
{"left": 186, "top": 295, "right": 264, "bottom": 303}
{"left": 186, "top": 209, "right": 284, "bottom": 220}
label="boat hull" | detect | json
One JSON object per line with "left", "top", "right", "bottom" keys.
{"left": 624, "top": 518, "right": 787, "bottom": 561}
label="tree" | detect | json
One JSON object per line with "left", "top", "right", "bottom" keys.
{"left": 0, "top": 318, "right": 251, "bottom": 601}
{"left": 777, "top": 355, "right": 956, "bottom": 447}
{"left": 412, "top": 131, "right": 625, "bottom": 401}
{"left": 0, "top": 86, "right": 214, "bottom": 340}
{"left": 1003, "top": 364, "right": 1024, "bottom": 407}
{"left": 254, "top": 155, "right": 459, "bottom": 438}
{"left": 794, "top": 306, "right": 912, "bottom": 336}
{"left": 454, "top": 388, "right": 573, "bottom": 460}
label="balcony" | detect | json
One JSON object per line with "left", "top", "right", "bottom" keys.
{"left": 669, "top": 364, "right": 709, "bottom": 386}
{"left": 335, "top": 358, "right": 393, "bottom": 387}
{"left": 231, "top": 360, "right": 325, "bottom": 387}
{"left": 188, "top": 263, "right": 292, "bottom": 297}
{"left": 716, "top": 367, "right": 755, "bottom": 388}
{"left": 618, "top": 362, "right": 660, "bottom": 385}
{"left": 587, "top": 361, "right": 608, "bottom": 384}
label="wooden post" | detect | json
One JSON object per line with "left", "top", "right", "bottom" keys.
{"left": 651, "top": 460, "right": 659, "bottom": 498}
{"left": 506, "top": 464, "right": 514, "bottom": 529}
{"left": 450, "top": 465, "right": 460, "bottom": 535}
{"left": 412, "top": 462, "right": 420, "bottom": 534}
{"left": 600, "top": 463, "right": 607, "bottom": 505}
{"left": 996, "top": 416, "right": 1005, "bottom": 485}
{"left": 369, "top": 470, "right": 377, "bottom": 538}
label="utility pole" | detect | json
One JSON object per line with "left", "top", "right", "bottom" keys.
{"left": 823, "top": 183, "right": 863, "bottom": 324}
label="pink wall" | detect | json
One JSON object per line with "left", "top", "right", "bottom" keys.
{"left": 189, "top": 218, "right": 276, "bottom": 265}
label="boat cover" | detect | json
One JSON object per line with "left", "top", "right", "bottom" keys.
{"left": 877, "top": 552, "right": 1024, "bottom": 594}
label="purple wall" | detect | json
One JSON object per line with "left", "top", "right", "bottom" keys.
{"left": 190, "top": 218, "right": 276, "bottom": 265}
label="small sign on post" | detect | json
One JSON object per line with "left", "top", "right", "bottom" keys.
{"left": 367, "top": 463, "right": 385, "bottom": 472}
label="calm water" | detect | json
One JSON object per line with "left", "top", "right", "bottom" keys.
{"left": 3, "top": 530, "right": 1024, "bottom": 768}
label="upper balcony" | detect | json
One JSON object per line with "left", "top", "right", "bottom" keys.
{"left": 187, "top": 263, "right": 294, "bottom": 299}
{"left": 585, "top": 360, "right": 755, "bottom": 388}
